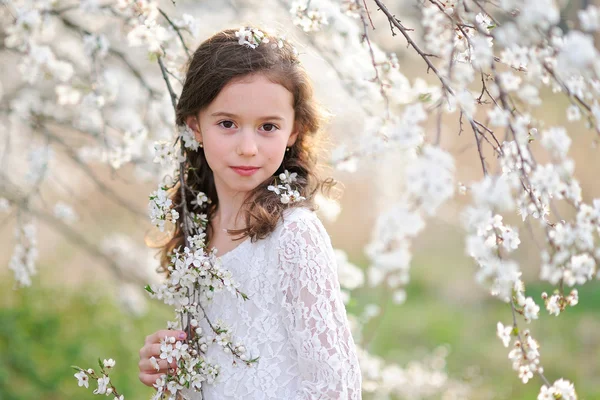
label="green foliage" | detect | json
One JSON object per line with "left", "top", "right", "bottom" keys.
{"left": 0, "top": 280, "right": 171, "bottom": 400}
{"left": 1, "top": 269, "right": 599, "bottom": 400}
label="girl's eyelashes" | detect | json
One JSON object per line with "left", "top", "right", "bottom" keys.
{"left": 217, "top": 120, "right": 280, "bottom": 132}
{"left": 218, "top": 120, "right": 236, "bottom": 129}
{"left": 260, "top": 123, "right": 279, "bottom": 132}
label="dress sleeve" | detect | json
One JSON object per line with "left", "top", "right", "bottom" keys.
{"left": 276, "top": 210, "right": 362, "bottom": 399}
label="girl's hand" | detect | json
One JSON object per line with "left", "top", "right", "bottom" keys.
{"left": 138, "top": 330, "right": 186, "bottom": 388}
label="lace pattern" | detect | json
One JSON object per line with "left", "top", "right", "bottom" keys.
{"left": 184, "top": 207, "right": 362, "bottom": 399}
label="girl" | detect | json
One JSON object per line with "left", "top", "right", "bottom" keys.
{"left": 138, "top": 27, "right": 362, "bottom": 399}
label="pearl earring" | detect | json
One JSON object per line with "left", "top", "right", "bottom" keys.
{"left": 286, "top": 147, "right": 290, "bottom": 152}
{"left": 199, "top": 142, "right": 203, "bottom": 148}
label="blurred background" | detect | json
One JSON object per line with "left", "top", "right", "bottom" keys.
{"left": 1, "top": 0, "right": 599, "bottom": 399}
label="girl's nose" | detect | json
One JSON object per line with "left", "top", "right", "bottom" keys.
{"left": 237, "top": 129, "right": 258, "bottom": 156}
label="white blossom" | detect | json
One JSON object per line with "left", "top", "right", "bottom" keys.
{"left": 578, "top": 5, "right": 600, "bottom": 32}
{"left": 496, "top": 322, "right": 512, "bottom": 347}
{"left": 54, "top": 202, "right": 78, "bottom": 224}
{"left": 74, "top": 371, "right": 89, "bottom": 388}
{"left": 93, "top": 375, "right": 110, "bottom": 395}
{"left": 334, "top": 249, "right": 364, "bottom": 291}
{"left": 541, "top": 127, "right": 571, "bottom": 159}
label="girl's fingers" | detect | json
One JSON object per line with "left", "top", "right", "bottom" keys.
{"left": 139, "top": 343, "right": 162, "bottom": 360}
{"left": 138, "top": 356, "right": 177, "bottom": 373}
{"left": 145, "top": 330, "right": 186, "bottom": 345}
{"left": 138, "top": 371, "right": 166, "bottom": 388}
{"left": 138, "top": 329, "right": 187, "bottom": 389}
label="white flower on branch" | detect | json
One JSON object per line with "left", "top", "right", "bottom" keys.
{"left": 18, "top": 44, "right": 74, "bottom": 84}
{"left": 556, "top": 31, "right": 599, "bottom": 78}
{"left": 470, "top": 35, "right": 494, "bottom": 69}
{"left": 148, "top": 185, "right": 175, "bottom": 232}
{"left": 405, "top": 145, "right": 455, "bottom": 216}
{"left": 179, "top": 124, "right": 200, "bottom": 151}
{"left": 80, "top": 0, "right": 102, "bottom": 13}
{"left": 83, "top": 34, "right": 110, "bottom": 59}
{"left": 9, "top": 221, "right": 38, "bottom": 287}
{"left": 0, "top": 198, "right": 10, "bottom": 212}
{"left": 93, "top": 375, "right": 110, "bottom": 395}
{"left": 541, "top": 127, "right": 572, "bottom": 160}
{"left": 497, "top": 322, "right": 513, "bottom": 347}
{"left": 74, "top": 370, "right": 89, "bottom": 388}
{"left": 290, "top": 1, "right": 328, "bottom": 32}
{"left": 499, "top": 45, "right": 529, "bottom": 70}
{"left": 115, "top": 0, "right": 159, "bottom": 22}
{"left": 153, "top": 140, "right": 184, "bottom": 166}
{"left": 564, "top": 253, "right": 596, "bottom": 286}
{"left": 334, "top": 249, "right": 364, "bottom": 292}
{"left": 488, "top": 107, "right": 510, "bottom": 127}
{"left": 174, "top": 14, "right": 200, "bottom": 39}
{"left": 471, "top": 175, "right": 515, "bottom": 212}
{"left": 54, "top": 202, "right": 78, "bottom": 224}
{"left": 523, "top": 297, "right": 540, "bottom": 323}
{"left": 234, "top": 27, "right": 268, "bottom": 49}
{"left": 127, "top": 19, "right": 172, "bottom": 56}
{"left": 517, "top": 84, "right": 542, "bottom": 106}
{"left": 545, "top": 293, "right": 561, "bottom": 316}
{"left": 498, "top": 71, "right": 522, "bottom": 92}
{"left": 578, "top": 5, "right": 600, "bottom": 32}
{"left": 267, "top": 170, "right": 305, "bottom": 204}
{"left": 508, "top": 330, "right": 542, "bottom": 384}
{"left": 566, "top": 104, "right": 582, "bottom": 121}
{"left": 55, "top": 85, "right": 81, "bottom": 106}
{"left": 4, "top": 7, "right": 42, "bottom": 51}
{"left": 314, "top": 193, "right": 341, "bottom": 222}
{"left": 538, "top": 378, "right": 578, "bottom": 400}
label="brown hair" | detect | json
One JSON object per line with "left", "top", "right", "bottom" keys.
{"left": 160, "top": 27, "right": 335, "bottom": 267}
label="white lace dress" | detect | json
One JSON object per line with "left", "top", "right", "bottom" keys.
{"left": 185, "top": 206, "right": 361, "bottom": 399}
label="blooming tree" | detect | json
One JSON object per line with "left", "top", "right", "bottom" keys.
{"left": 2, "top": 0, "right": 600, "bottom": 399}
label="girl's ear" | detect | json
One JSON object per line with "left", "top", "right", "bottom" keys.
{"left": 185, "top": 115, "right": 202, "bottom": 143}
{"left": 287, "top": 123, "right": 300, "bottom": 147}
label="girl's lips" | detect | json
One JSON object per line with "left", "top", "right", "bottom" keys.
{"left": 231, "top": 167, "right": 259, "bottom": 176}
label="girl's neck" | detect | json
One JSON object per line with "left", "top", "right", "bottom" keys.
{"left": 213, "top": 196, "right": 247, "bottom": 233}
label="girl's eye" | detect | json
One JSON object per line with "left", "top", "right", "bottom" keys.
{"left": 261, "top": 123, "right": 278, "bottom": 132}
{"left": 218, "top": 120, "right": 235, "bottom": 129}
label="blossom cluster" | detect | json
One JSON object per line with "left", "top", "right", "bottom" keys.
{"left": 148, "top": 186, "right": 179, "bottom": 232}
{"left": 290, "top": 1, "right": 328, "bottom": 32}
{"left": 9, "top": 221, "right": 38, "bottom": 287}
{"left": 507, "top": 330, "right": 542, "bottom": 384}
{"left": 289, "top": 0, "right": 596, "bottom": 396}
{"left": 538, "top": 378, "right": 578, "bottom": 400}
{"left": 141, "top": 222, "right": 257, "bottom": 396}
{"left": 73, "top": 358, "right": 123, "bottom": 399}
{"left": 267, "top": 170, "right": 306, "bottom": 204}
{"left": 4, "top": 0, "right": 600, "bottom": 398}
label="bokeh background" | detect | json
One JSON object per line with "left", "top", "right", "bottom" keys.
{"left": 1, "top": 0, "right": 599, "bottom": 399}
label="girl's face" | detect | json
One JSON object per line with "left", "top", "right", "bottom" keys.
{"left": 186, "top": 74, "right": 298, "bottom": 199}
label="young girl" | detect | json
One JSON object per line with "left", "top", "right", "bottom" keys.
{"left": 138, "top": 27, "right": 362, "bottom": 399}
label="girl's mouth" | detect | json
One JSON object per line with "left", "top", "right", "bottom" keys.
{"left": 231, "top": 166, "right": 260, "bottom": 176}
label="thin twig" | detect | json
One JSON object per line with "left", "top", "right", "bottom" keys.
{"left": 158, "top": 7, "right": 192, "bottom": 58}
{"left": 40, "top": 126, "right": 147, "bottom": 219}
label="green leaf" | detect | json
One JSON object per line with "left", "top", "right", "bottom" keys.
{"left": 418, "top": 93, "right": 432, "bottom": 103}
{"left": 144, "top": 285, "right": 155, "bottom": 295}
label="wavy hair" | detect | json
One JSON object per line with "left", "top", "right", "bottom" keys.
{"left": 159, "top": 27, "right": 336, "bottom": 267}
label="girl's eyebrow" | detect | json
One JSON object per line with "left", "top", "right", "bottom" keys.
{"left": 210, "top": 111, "right": 285, "bottom": 121}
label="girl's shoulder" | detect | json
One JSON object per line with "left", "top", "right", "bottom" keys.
{"left": 278, "top": 206, "right": 320, "bottom": 230}
{"left": 280, "top": 205, "right": 316, "bottom": 222}
{"left": 272, "top": 205, "right": 329, "bottom": 244}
